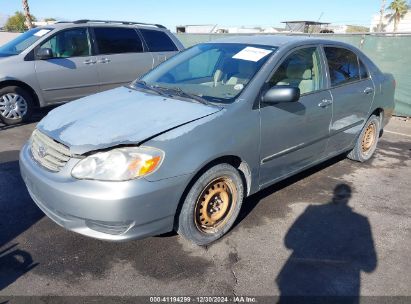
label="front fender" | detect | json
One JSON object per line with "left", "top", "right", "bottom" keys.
{"left": 143, "top": 105, "right": 261, "bottom": 195}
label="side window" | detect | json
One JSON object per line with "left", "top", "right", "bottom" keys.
{"left": 94, "top": 27, "right": 143, "bottom": 54}
{"left": 359, "top": 59, "right": 369, "bottom": 79}
{"left": 139, "top": 29, "right": 178, "bottom": 52}
{"left": 39, "top": 28, "right": 90, "bottom": 58}
{"left": 269, "top": 47, "right": 323, "bottom": 95}
{"left": 324, "top": 47, "right": 361, "bottom": 86}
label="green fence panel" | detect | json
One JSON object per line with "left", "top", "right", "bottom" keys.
{"left": 176, "top": 33, "right": 411, "bottom": 116}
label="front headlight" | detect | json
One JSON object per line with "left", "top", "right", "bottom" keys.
{"left": 71, "top": 147, "right": 164, "bottom": 181}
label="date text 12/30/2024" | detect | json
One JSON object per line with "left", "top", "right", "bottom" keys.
{"left": 149, "top": 296, "right": 257, "bottom": 303}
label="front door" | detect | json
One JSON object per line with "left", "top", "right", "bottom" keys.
{"left": 34, "top": 27, "right": 100, "bottom": 104}
{"left": 259, "top": 46, "right": 332, "bottom": 187}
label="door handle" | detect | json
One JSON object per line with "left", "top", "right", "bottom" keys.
{"left": 83, "top": 59, "right": 96, "bottom": 65}
{"left": 98, "top": 58, "right": 111, "bottom": 64}
{"left": 364, "top": 87, "right": 374, "bottom": 95}
{"left": 318, "top": 99, "right": 333, "bottom": 108}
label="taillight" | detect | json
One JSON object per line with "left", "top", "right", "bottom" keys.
{"left": 393, "top": 79, "right": 396, "bottom": 88}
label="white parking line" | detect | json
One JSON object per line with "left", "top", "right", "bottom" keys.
{"left": 385, "top": 130, "right": 411, "bottom": 138}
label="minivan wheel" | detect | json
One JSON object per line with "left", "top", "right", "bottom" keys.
{"left": 347, "top": 115, "right": 380, "bottom": 162}
{"left": 0, "top": 86, "right": 34, "bottom": 125}
{"left": 177, "top": 164, "right": 244, "bottom": 245}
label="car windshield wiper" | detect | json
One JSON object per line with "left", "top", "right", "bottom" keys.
{"left": 156, "top": 86, "right": 209, "bottom": 105}
{"left": 131, "top": 80, "right": 166, "bottom": 96}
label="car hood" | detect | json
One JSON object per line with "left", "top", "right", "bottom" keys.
{"left": 0, "top": 53, "right": 16, "bottom": 58}
{"left": 38, "top": 86, "right": 222, "bottom": 155}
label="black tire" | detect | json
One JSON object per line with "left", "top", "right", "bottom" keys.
{"left": 177, "top": 163, "right": 244, "bottom": 245}
{"left": 0, "top": 86, "right": 34, "bottom": 125}
{"left": 347, "top": 115, "right": 380, "bottom": 162}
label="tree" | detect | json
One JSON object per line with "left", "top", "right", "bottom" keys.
{"left": 4, "top": 11, "right": 36, "bottom": 32}
{"left": 22, "top": 0, "right": 33, "bottom": 29}
{"left": 346, "top": 25, "right": 370, "bottom": 33}
{"left": 44, "top": 18, "right": 56, "bottom": 22}
{"left": 387, "top": 0, "right": 409, "bottom": 32}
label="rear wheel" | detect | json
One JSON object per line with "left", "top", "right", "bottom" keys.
{"left": 0, "top": 86, "right": 34, "bottom": 125}
{"left": 347, "top": 115, "right": 380, "bottom": 162}
{"left": 177, "top": 164, "right": 244, "bottom": 245}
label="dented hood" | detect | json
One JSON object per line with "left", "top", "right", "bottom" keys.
{"left": 38, "top": 87, "right": 222, "bottom": 155}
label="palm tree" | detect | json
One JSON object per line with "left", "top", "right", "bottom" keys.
{"left": 22, "top": 0, "right": 33, "bottom": 29}
{"left": 387, "top": 0, "right": 409, "bottom": 32}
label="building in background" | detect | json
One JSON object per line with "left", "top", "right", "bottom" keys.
{"left": 176, "top": 24, "right": 217, "bottom": 33}
{"left": 281, "top": 20, "right": 331, "bottom": 33}
{"left": 370, "top": 10, "right": 411, "bottom": 32}
{"left": 32, "top": 20, "right": 57, "bottom": 27}
{"left": 176, "top": 24, "right": 280, "bottom": 34}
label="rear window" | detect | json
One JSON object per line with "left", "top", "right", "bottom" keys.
{"left": 139, "top": 29, "right": 177, "bottom": 52}
{"left": 324, "top": 47, "right": 361, "bottom": 87}
{"left": 94, "top": 27, "right": 143, "bottom": 54}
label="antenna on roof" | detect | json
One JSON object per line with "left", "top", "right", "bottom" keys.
{"left": 309, "top": 12, "right": 324, "bottom": 37}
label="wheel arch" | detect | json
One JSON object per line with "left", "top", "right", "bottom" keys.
{"left": 371, "top": 107, "right": 383, "bottom": 119}
{"left": 173, "top": 155, "right": 252, "bottom": 230}
{"left": 0, "top": 80, "right": 41, "bottom": 108}
{"left": 370, "top": 107, "right": 384, "bottom": 135}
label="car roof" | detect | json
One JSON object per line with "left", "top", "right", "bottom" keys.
{"left": 210, "top": 34, "right": 355, "bottom": 49}
{"left": 41, "top": 21, "right": 168, "bottom": 32}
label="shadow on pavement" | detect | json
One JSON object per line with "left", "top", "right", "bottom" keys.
{"left": 0, "top": 151, "right": 42, "bottom": 290}
{"left": 276, "top": 184, "right": 377, "bottom": 303}
{"left": 0, "top": 244, "right": 38, "bottom": 291}
{"left": 236, "top": 153, "right": 348, "bottom": 227}
{"left": 0, "top": 152, "right": 44, "bottom": 249}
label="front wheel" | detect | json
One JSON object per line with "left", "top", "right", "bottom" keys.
{"left": 177, "top": 164, "right": 244, "bottom": 245}
{"left": 347, "top": 115, "right": 380, "bottom": 162}
{"left": 0, "top": 86, "right": 34, "bottom": 125}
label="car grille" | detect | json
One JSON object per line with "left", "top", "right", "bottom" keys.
{"left": 30, "top": 129, "right": 71, "bottom": 172}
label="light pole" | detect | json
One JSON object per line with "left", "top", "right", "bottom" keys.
{"left": 378, "top": 0, "right": 387, "bottom": 31}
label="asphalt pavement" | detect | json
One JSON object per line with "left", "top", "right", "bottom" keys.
{"left": 0, "top": 114, "right": 410, "bottom": 301}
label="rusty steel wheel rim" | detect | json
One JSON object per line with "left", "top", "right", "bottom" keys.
{"left": 361, "top": 122, "right": 377, "bottom": 154}
{"left": 194, "top": 177, "right": 237, "bottom": 234}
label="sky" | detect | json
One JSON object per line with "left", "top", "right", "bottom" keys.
{"left": 0, "top": 0, "right": 382, "bottom": 30}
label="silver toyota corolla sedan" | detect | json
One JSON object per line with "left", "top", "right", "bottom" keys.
{"left": 20, "top": 36, "right": 395, "bottom": 245}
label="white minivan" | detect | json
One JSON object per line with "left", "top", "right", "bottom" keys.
{"left": 0, "top": 20, "right": 184, "bottom": 125}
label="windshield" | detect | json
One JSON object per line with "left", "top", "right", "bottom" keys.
{"left": 139, "top": 43, "right": 277, "bottom": 104}
{"left": 0, "top": 28, "right": 53, "bottom": 56}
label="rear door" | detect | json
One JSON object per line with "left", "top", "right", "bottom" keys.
{"left": 138, "top": 28, "right": 179, "bottom": 67}
{"left": 323, "top": 46, "right": 375, "bottom": 155}
{"left": 34, "top": 27, "right": 100, "bottom": 104}
{"left": 92, "top": 27, "right": 154, "bottom": 92}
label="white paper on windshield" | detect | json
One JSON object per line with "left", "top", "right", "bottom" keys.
{"left": 34, "top": 29, "right": 51, "bottom": 37}
{"left": 232, "top": 47, "right": 272, "bottom": 62}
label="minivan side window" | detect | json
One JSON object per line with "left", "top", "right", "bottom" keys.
{"left": 39, "top": 28, "right": 90, "bottom": 58}
{"left": 324, "top": 47, "right": 362, "bottom": 87}
{"left": 94, "top": 27, "right": 143, "bottom": 54}
{"left": 139, "top": 29, "right": 178, "bottom": 52}
{"left": 269, "top": 47, "right": 323, "bottom": 95}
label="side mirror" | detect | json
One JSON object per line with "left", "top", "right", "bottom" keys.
{"left": 262, "top": 86, "right": 300, "bottom": 105}
{"left": 36, "top": 48, "right": 53, "bottom": 60}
